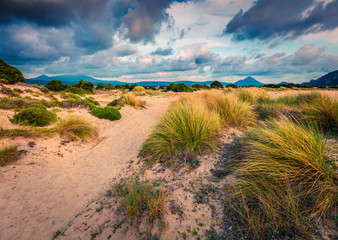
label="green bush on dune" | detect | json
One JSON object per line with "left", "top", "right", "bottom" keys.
{"left": 11, "top": 107, "right": 57, "bottom": 126}
{"left": 91, "top": 106, "right": 121, "bottom": 121}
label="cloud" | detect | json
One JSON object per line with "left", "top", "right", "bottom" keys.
{"left": 114, "top": 44, "right": 138, "bottom": 56}
{"left": 151, "top": 47, "right": 173, "bottom": 56}
{"left": 224, "top": 0, "right": 338, "bottom": 42}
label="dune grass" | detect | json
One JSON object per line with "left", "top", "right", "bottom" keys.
{"left": 112, "top": 178, "right": 166, "bottom": 221}
{"left": 201, "top": 92, "right": 257, "bottom": 128}
{"left": 235, "top": 88, "right": 269, "bottom": 104}
{"left": 132, "top": 86, "right": 146, "bottom": 92}
{"left": 11, "top": 107, "right": 57, "bottom": 127}
{"left": 231, "top": 118, "right": 336, "bottom": 239}
{"left": 0, "top": 144, "right": 19, "bottom": 166}
{"left": 122, "top": 93, "right": 146, "bottom": 108}
{"left": 0, "top": 127, "right": 54, "bottom": 138}
{"left": 304, "top": 94, "right": 338, "bottom": 131}
{"left": 140, "top": 99, "right": 221, "bottom": 161}
{"left": 55, "top": 116, "right": 99, "bottom": 141}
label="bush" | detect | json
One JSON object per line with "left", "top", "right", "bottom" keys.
{"left": 96, "top": 83, "right": 105, "bottom": 90}
{"left": 55, "top": 116, "right": 99, "bottom": 141}
{"left": 81, "top": 98, "right": 99, "bottom": 109}
{"left": 231, "top": 118, "right": 336, "bottom": 239}
{"left": 107, "top": 97, "right": 123, "bottom": 107}
{"left": 113, "top": 178, "right": 166, "bottom": 221}
{"left": 11, "top": 107, "right": 57, "bottom": 126}
{"left": 0, "top": 144, "right": 19, "bottom": 166}
{"left": 91, "top": 106, "right": 121, "bottom": 121}
{"left": 72, "top": 80, "right": 94, "bottom": 93}
{"left": 167, "top": 83, "right": 193, "bottom": 92}
{"left": 0, "top": 59, "right": 26, "bottom": 84}
{"left": 140, "top": 99, "right": 221, "bottom": 161}
{"left": 45, "top": 80, "right": 67, "bottom": 92}
{"left": 210, "top": 81, "right": 223, "bottom": 88}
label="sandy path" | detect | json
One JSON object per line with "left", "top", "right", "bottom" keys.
{"left": 0, "top": 95, "right": 174, "bottom": 240}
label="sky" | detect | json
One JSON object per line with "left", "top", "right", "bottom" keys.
{"left": 1, "top": 0, "right": 338, "bottom": 84}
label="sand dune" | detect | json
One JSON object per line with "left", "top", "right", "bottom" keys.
{"left": 0, "top": 95, "right": 175, "bottom": 240}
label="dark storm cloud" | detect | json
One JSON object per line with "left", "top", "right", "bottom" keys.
{"left": 151, "top": 47, "right": 173, "bottom": 56}
{"left": 224, "top": 0, "right": 338, "bottom": 41}
{"left": 0, "top": 0, "right": 196, "bottom": 63}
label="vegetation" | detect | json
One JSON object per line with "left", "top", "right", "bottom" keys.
{"left": 202, "top": 92, "right": 257, "bottom": 128}
{"left": 112, "top": 178, "right": 166, "bottom": 221}
{"left": 231, "top": 118, "right": 336, "bottom": 239}
{"left": 11, "top": 107, "right": 57, "bottom": 127}
{"left": 91, "top": 106, "right": 121, "bottom": 121}
{"left": 122, "top": 93, "right": 146, "bottom": 108}
{"left": 167, "top": 83, "right": 193, "bottom": 92}
{"left": 45, "top": 80, "right": 68, "bottom": 92}
{"left": 0, "top": 144, "right": 19, "bottom": 166}
{"left": 0, "top": 59, "right": 26, "bottom": 84}
{"left": 210, "top": 81, "right": 223, "bottom": 88}
{"left": 55, "top": 116, "right": 99, "bottom": 141}
{"left": 235, "top": 87, "right": 268, "bottom": 104}
{"left": 140, "top": 99, "right": 221, "bottom": 161}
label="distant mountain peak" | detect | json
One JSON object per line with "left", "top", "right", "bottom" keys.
{"left": 302, "top": 70, "right": 338, "bottom": 86}
{"left": 234, "top": 76, "right": 264, "bottom": 87}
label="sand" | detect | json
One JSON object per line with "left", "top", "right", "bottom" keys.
{"left": 0, "top": 94, "right": 175, "bottom": 240}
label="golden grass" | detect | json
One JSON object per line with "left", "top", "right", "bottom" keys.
{"left": 122, "top": 93, "right": 146, "bottom": 108}
{"left": 132, "top": 86, "right": 146, "bottom": 92}
{"left": 55, "top": 116, "right": 99, "bottom": 141}
{"left": 201, "top": 91, "right": 257, "bottom": 128}
{"left": 0, "top": 144, "right": 19, "bottom": 166}
{"left": 231, "top": 117, "right": 336, "bottom": 238}
{"left": 140, "top": 99, "right": 221, "bottom": 161}
{"left": 235, "top": 87, "right": 269, "bottom": 104}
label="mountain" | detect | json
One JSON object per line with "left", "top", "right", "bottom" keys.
{"left": 26, "top": 74, "right": 264, "bottom": 87}
{"left": 302, "top": 70, "right": 338, "bottom": 86}
{"left": 234, "top": 76, "right": 264, "bottom": 87}
{"left": 278, "top": 81, "right": 289, "bottom": 85}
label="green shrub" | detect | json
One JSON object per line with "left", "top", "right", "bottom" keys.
{"left": 0, "top": 97, "right": 54, "bottom": 110}
{"left": 11, "top": 107, "right": 57, "bottom": 126}
{"left": 45, "top": 80, "right": 67, "bottom": 92}
{"left": 107, "top": 97, "right": 123, "bottom": 107}
{"left": 167, "top": 83, "right": 193, "bottom": 92}
{"left": 71, "top": 80, "right": 94, "bottom": 93}
{"left": 0, "top": 144, "right": 19, "bottom": 166}
{"left": 91, "top": 106, "right": 121, "bottom": 121}
{"left": 113, "top": 178, "right": 166, "bottom": 221}
{"left": 0, "top": 59, "right": 26, "bottom": 84}
{"left": 140, "top": 100, "right": 221, "bottom": 161}
{"left": 210, "top": 81, "right": 223, "bottom": 88}
{"left": 231, "top": 118, "right": 336, "bottom": 239}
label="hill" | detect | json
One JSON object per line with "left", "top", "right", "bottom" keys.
{"left": 0, "top": 59, "right": 26, "bottom": 84}
{"left": 234, "top": 76, "right": 264, "bottom": 87}
{"left": 26, "top": 74, "right": 265, "bottom": 87}
{"left": 302, "top": 70, "right": 338, "bottom": 86}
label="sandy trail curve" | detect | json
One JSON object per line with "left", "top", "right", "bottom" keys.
{"left": 0, "top": 95, "right": 174, "bottom": 240}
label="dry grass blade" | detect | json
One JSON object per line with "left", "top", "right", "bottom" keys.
{"left": 55, "top": 116, "right": 99, "bottom": 141}
{"left": 0, "top": 144, "right": 19, "bottom": 166}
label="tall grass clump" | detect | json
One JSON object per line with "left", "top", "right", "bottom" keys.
{"left": 201, "top": 92, "right": 257, "bottom": 128}
{"left": 304, "top": 94, "right": 338, "bottom": 131}
{"left": 231, "top": 118, "right": 336, "bottom": 239}
{"left": 235, "top": 88, "right": 269, "bottom": 104}
{"left": 132, "top": 86, "right": 146, "bottom": 92}
{"left": 55, "top": 116, "right": 99, "bottom": 141}
{"left": 11, "top": 107, "right": 57, "bottom": 126}
{"left": 140, "top": 99, "right": 221, "bottom": 161}
{"left": 113, "top": 179, "right": 166, "bottom": 221}
{"left": 122, "top": 93, "right": 146, "bottom": 108}
{"left": 0, "top": 144, "right": 19, "bottom": 166}
{"left": 276, "top": 92, "right": 322, "bottom": 108}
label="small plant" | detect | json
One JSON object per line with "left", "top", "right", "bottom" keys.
{"left": 0, "top": 144, "right": 19, "bottom": 166}
{"left": 91, "top": 106, "right": 121, "bottom": 121}
{"left": 132, "top": 86, "right": 146, "bottom": 92}
{"left": 107, "top": 97, "right": 123, "bottom": 107}
{"left": 122, "top": 93, "right": 146, "bottom": 108}
{"left": 11, "top": 107, "right": 57, "bottom": 126}
{"left": 112, "top": 178, "right": 166, "bottom": 221}
{"left": 140, "top": 99, "right": 221, "bottom": 161}
{"left": 55, "top": 116, "right": 99, "bottom": 141}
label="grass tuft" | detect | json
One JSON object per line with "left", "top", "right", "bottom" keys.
{"left": 112, "top": 179, "right": 166, "bottom": 221}
{"left": 11, "top": 107, "right": 57, "bottom": 127}
{"left": 0, "top": 144, "right": 19, "bottom": 166}
{"left": 140, "top": 99, "right": 221, "bottom": 161}
{"left": 122, "top": 93, "right": 146, "bottom": 108}
{"left": 55, "top": 116, "right": 99, "bottom": 141}
{"left": 231, "top": 117, "right": 336, "bottom": 238}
